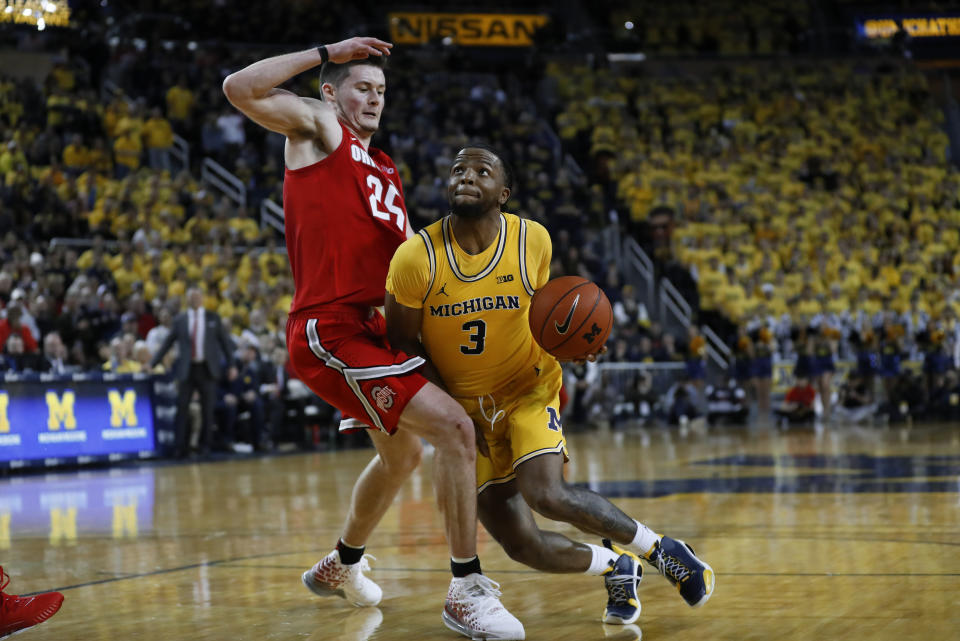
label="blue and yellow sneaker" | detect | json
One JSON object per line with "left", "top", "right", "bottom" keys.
{"left": 646, "top": 536, "right": 715, "bottom": 608}
{"left": 601, "top": 539, "right": 643, "bottom": 624}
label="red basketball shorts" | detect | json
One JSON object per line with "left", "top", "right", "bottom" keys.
{"left": 286, "top": 307, "right": 428, "bottom": 434}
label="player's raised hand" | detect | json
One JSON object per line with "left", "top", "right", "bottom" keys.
{"left": 326, "top": 37, "right": 393, "bottom": 63}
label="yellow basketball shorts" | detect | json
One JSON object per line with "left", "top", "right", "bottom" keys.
{"left": 456, "top": 356, "right": 568, "bottom": 493}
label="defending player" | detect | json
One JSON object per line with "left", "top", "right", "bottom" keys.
{"left": 385, "top": 145, "right": 716, "bottom": 625}
{"left": 223, "top": 40, "right": 523, "bottom": 640}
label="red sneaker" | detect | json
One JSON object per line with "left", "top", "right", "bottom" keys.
{"left": 0, "top": 566, "right": 64, "bottom": 638}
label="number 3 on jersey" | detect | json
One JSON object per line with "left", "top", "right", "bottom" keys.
{"left": 367, "top": 175, "right": 405, "bottom": 230}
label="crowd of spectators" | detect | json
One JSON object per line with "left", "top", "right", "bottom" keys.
{"left": 551, "top": 58, "right": 960, "bottom": 424}
{"left": 4, "top": 11, "right": 960, "bottom": 452}
{"left": 605, "top": 0, "right": 810, "bottom": 56}
{"left": 1, "top": 34, "right": 625, "bottom": 453}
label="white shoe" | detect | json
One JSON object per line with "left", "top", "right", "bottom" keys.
{"left": 442, "top": 573, "right": 525, "bottom": 640}
{"left": 302, "top": 550, "right": 382, "bottom": 607}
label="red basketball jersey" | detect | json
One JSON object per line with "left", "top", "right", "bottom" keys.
{"left": 283, "top": 121, "right": 408, "bottom": 314}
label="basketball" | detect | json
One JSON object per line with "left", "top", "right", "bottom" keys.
{"left": 528, "top": 276, "right": 613, "bottom": 360}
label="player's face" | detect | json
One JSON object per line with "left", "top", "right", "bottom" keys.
{"left": 448, "top": 149, "right": 509, "bottom": 219}
{"left": 333, "top": 65, "right": 386, "bottom": 135}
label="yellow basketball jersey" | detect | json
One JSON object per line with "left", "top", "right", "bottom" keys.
{"left": 386, "top": 212, "right": 554, "bottom": 398}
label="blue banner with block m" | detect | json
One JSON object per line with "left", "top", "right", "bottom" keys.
{"left": 0, "top": 374, "right": 156, "bottom": 465}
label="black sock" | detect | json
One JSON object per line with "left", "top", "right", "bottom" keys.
{"left": 336, "top": 539, "right": 365, "bottom": 565}
{"left": 451, "top": 556, "right": 482, "bottom": 578}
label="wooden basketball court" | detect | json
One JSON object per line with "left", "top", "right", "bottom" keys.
{"left": 3, "top": 423, "right": 958, "bottom": 640}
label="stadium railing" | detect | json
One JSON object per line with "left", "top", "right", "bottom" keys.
{"left": 201, "top": 157, "right": 246, "bottom": 209}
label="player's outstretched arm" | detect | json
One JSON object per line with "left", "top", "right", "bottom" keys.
{"left": 222, "top": 37, "right": 392, "bottom": 145}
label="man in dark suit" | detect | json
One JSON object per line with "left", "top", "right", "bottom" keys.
{"left": 150, "top": 287, "right": 235, "bottom": 457}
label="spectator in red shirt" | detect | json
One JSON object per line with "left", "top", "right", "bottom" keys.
{"left": 0, "top": 305, "right": 38, "bottom": 353}
{"left": 774, "top": 376, "right": 816, "bottom": 425}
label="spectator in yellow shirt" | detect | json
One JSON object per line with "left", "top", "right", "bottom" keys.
{"left": 88, "top": 137, "right": 113, "bottom": 175}
{"left": 166, "top": 77, "right": 194, "bottom": 129}
{"left": 113, "top": 126, "right": 142, "bottom": 178}
{"left": 62, "top": 134, "right": 89, "bottom": 176}
{"left": 142, "top": 108, "right": 174, "bottom": 172}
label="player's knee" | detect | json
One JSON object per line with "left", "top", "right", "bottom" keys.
{"left": 523, "top": 487, "right": 568, "bottom": 521}
{"left": 452, "top": 416, "right": 476, "bottom": 458}
{"left": 382, "top": 440, "right": 422, "bottom": 477}
{"left": 432, "top": 408, "right": 474, "bottom": 459}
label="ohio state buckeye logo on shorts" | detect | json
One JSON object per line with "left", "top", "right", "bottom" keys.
{"left": 371, "top": 385, "right": 396, "bottom": 411}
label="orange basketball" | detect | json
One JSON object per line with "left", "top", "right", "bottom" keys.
{"left": 528, "top": 276, "right": 613, "bottom": 360}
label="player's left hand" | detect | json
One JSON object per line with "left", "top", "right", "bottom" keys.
{"left": 563, "top": 345, "right": 607, "bottom": 365}
{"left": 326, "top": 37, "right": 393, "bottom": 63}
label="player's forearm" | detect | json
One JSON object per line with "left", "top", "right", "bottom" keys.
{"left": 222, "top": 48, "right": 323, "bottom": 102}
{"left": 393, "top": 339, "right": 448, "bottom": 391}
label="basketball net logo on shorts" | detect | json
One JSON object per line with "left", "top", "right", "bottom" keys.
{"left": 370, "top": 385, "right": 396, "bottom": 411}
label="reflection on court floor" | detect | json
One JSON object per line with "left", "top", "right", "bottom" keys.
{"left": 0, "top": 424, "right": 957, "bottom": 641}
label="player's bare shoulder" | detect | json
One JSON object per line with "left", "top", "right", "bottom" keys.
{"left": 284, "top": 96, "right": 342, "bottom": 169}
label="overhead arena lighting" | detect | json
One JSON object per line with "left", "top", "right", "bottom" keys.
{"left": 0, "top": 0, "right": 71, "bottom": 30}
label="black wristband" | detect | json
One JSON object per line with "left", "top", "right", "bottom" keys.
{"left": 317, "top": 44, "right": 329, "bottom": 64}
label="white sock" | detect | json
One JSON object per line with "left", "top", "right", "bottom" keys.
{"left": 584, "top": 543, "right": 619, "bottom": 575}
{"left": 451, "top": 556, "right": 478, "bottom": 564}
{"left": 630, "top": 521, "right": 661, "bottom": 559}
{"left": 340, "top": 539, "right": 364, "bottom": 550}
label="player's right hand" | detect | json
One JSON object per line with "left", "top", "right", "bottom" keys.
{"left": 326, "top": 37, "right": 393, "bottom": 63}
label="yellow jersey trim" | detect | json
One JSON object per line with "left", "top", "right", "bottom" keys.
{"left": 417, "top": 228, "right": 436, "bottom": 304}
{"left": 518, "top": 218, "right": 535, "bottom": 296}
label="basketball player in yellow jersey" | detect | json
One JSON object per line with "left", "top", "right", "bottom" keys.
{"left": 386, "top": 145, "right": 715, "bottom": 625}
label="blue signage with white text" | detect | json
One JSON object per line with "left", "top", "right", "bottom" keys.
{"left": 0, "top": 377, "right": 156, "bottom": 463}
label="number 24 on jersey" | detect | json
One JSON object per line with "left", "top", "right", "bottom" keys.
{"left": 366, "top": 175, "right": 405, "bottom": 231}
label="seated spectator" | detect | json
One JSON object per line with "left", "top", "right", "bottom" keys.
{"left": 0, "top": 305, "right": 38, "bottom": 354}
{"left": 217, "top": 340, "right": 268, "bottom": 452}
{"left": 611, "top": 370, "right": 657, "bottom": 429}
{"left": 2, "top": 334, "right": 41, "bottom": 373}
{"left": 832, "top": 372, "right": 876, "bottom": 424}
{"left": 705, "top": 378, "right": 748, "bottom": 425}
{"left": 101, "top": 335, "right": 140, "bottom": 373}
{"left": 774, "top": 376, "right": 816, "bottom": 425}
{"left": 664, "top": 376, "right": 702, "bottom": 426}
{"left": 263, "top": 345, "right": 307, "bottom": 446}
{"left": 882, "top": 371, "right": 926, "bottom": 423}
{"left": 37, "top": 332, "right": 72, "bottom": 375}
{"left": 132, "top": 340, "right": 152, "bottom": 372}
{"left": 652, "top": 332, "right": 681, "bottom": 362}
{"left": 929, "top": 370, "right": 960, "bottom": 422}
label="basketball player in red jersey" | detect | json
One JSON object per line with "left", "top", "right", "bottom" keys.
{"left": 223, "top": 38, "right": 524, "bottom": 640}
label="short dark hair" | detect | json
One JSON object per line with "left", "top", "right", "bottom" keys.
{"left": 319, "top": 57, "right": 387, "bottom": 95}
{"left": 460, "top": 142, "right": 515, "bottom": 191}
